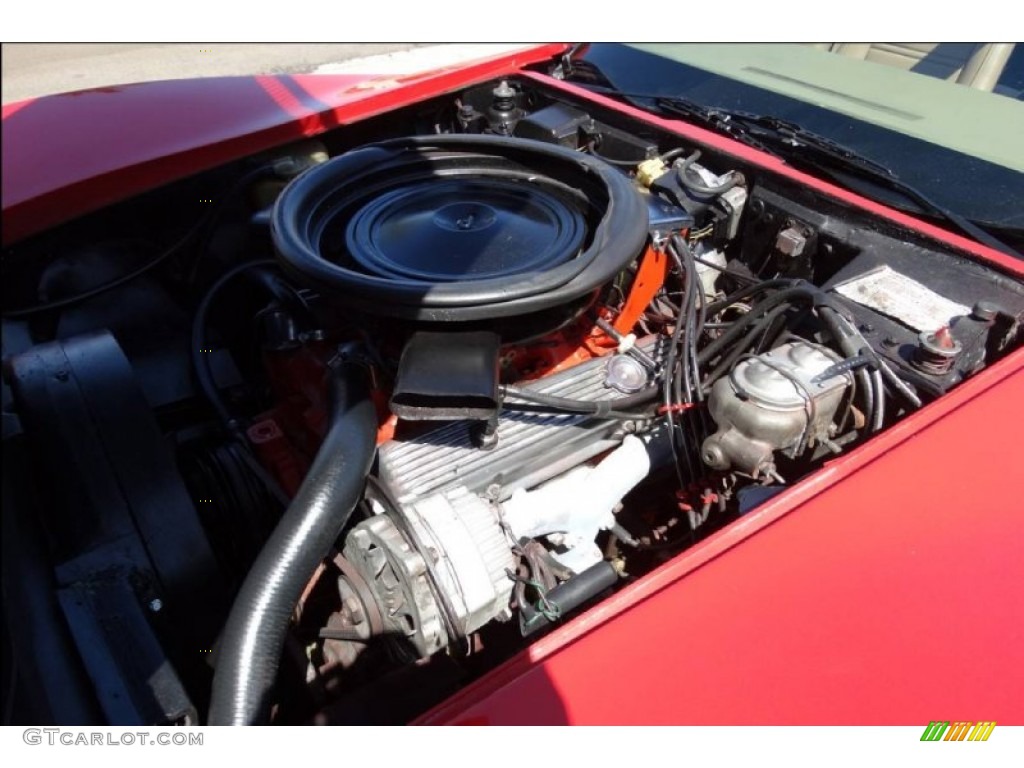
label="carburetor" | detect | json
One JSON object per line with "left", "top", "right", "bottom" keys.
{"left": 701, "top": 341, "right": 853, "bottom": 476}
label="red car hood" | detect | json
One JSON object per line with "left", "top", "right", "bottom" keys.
{"left": 0, "top": 43, "right": 567, "bottom": 246}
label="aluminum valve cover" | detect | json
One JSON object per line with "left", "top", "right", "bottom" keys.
{"left": 379, "top": 339, "right": 660, "bottom": 504}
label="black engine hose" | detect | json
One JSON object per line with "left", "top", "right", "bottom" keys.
{"left": 521, "top": 560, "right": 621, "bottom": 637}
{"left": 817, "top": 306, "right": 880, "bottom": 431}
{"left": 191, "top": 259, "right": 277, "bottom": 436}
{"left": 675, "top": 151, "right": 740, "bottom": 196}
{"left": 870, "top": 368, "right": 886, "bottom": 431}
{"left": 208, "top": 355, "right": 377, "bottom": 726}
{"left": 502, "top": 385, "right": 659, "bottom": 417}
{"left": 700, "top": 303, "right": 793, "bottom": 385}
{"left": 697, "top": 285, "right": 832, "bottom": 366}
{"left": 704, "top": 278, "right": 798, "bottom": 316}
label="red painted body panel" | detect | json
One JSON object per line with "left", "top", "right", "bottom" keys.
{"left": 4, "top": 46, "right": 1022, "bottom": 725}
{"left": 0, "top": 44, "right": 567, "bottom": 245}
{"left": 420, "top": 349, "right": 1024, "bottom": 724}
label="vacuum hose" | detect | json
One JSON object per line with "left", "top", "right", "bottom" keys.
{"left": 208, "top": 355, "right": 377, "bottom": 725}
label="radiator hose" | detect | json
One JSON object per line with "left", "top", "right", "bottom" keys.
{"left": 208, "top": 354, "right": 377, "bottom": 725}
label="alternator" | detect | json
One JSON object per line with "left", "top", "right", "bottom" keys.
{"left": 343, "top": 485, "right": 514, "bottom": 657}
{"left": 341, "top": 429, "right": 667, "bottom": 657}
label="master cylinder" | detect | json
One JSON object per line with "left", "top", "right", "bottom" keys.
{"left": 701, "top": 341, "right": 853, "bottom": 476}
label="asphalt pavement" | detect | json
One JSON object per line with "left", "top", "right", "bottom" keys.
{"left": 1, "top": 43, "right": 421, "bottom": 104}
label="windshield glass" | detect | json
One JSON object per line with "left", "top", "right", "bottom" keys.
{"left": 576, "top": 43, "right": 1024, "bottom": 231}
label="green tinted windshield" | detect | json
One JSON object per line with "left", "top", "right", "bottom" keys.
{"left": 628, "top": 43, "right": 1024, "bottom": 172}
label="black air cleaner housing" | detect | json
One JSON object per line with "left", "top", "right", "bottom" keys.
{"left": 271, "top": 135, "right": 647, "bottom": 328}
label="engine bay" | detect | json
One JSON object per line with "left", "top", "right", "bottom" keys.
{"left": 3, "top": 75, "right": 1023, "bottom": 725}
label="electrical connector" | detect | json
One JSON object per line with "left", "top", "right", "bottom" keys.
{"left": 636, "top": 158, "right": 669, "bottom": 187}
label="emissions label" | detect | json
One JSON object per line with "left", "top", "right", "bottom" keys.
{"left": 832, "top": 265, "right": 969, "bottom": 332}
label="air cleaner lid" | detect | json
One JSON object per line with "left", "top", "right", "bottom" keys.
{"left": 346, "top": 178, "right": 585, "bottom": 282}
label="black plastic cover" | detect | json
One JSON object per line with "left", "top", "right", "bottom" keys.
{"left": 514, "top": 103, "right": 593, "bottom": 148}
{"left": 391, "top": 331, "right": 501, "bottom": 420}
